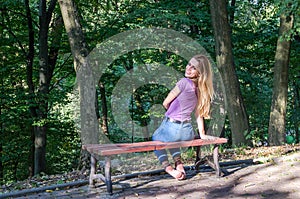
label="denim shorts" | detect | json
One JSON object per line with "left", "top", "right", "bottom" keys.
{"left": 152, "top": 117, "right": 195, "bottom": 142}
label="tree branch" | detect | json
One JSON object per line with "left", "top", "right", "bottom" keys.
{"left": 47, "top": 0, "right": 58, "bottom": 26}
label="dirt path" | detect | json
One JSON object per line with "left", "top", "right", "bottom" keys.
{"left": 11, "top": 151, "right": 300, "bottom": 199}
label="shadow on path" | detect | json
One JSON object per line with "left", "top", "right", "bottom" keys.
{"left": 3, "top": 154, "right": 300, "bottom": 199}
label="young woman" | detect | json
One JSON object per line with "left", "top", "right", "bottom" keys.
{"left": 152, "top": 54, "right": 214, "bottom": 180}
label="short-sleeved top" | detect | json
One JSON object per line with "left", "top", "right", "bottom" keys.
{"left": 165, "top": 78, "right": 198, "bottom": 121}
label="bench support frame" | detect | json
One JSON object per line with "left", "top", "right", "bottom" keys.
{"left": 86, "top": 139, "right": 227, "bottom": 194}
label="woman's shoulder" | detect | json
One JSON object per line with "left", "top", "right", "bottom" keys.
{"left": 179, "top": 78, "right": 193, "bottom": 85}
{"left": 176, "top": 78, "right": 192, "bottom": 89}
{"left": 176, "top": 78, "right": 188, "bottom": 85}
{"left": 178, "top": 77, "right": 190, "bottom": 83}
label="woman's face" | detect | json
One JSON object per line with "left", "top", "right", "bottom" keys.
{"left": 185, "top": 58, "right": 199, "bottom": 79}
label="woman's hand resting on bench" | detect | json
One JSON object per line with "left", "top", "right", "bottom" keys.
{"left": 200, "top": 135, "right": 219, "bottom": 140}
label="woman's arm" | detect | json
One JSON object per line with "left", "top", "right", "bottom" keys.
{"left": 163, "top": 85, "right": 180, "bottom": 109}
{"left": 196, "top": 113, "right": 206, "bottom": 138}
{"left": 195, "top": 111, "right": 216, "bottom": 140}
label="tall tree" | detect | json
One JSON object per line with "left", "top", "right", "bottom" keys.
{"left": 24, "top": 0, "right": 36, "bottom": 177}
{"left": 24, "top": 0, "right": 63, "bottom": 175}
{"left": 32, "top": 0, "right": 49, "bottom": 175}
{"left": 209, "top": 0, "right": 249, "bottom": 145}
{"left": 58, "top": 0, "right": 99, "bottom": 146}
{"left": 268, "top": 6, "right": 294, "bottom": 145}
{"left": 34, "top": 0, "right": 62, "bottom": 175}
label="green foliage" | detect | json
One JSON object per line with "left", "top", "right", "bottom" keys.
{"left": 0, "top": 0, "right": 299, "bottom": 186}
{"left": 0, "top": 0, "right": 77, "bottom": 184}
{"left": 286, "top": 39, "right": 300, "bottom": 143}
{"left": 46, "top": 120, "right": 81, "bottom": 174}
{"left": 232, "top": 1, "right": 276, "bottom": 145}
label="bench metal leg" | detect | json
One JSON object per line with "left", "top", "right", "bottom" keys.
{"left": 195, "top": 146, "right": 201, "bottom": 163}
{"left": 89, "top": 154, "right": 107, "bottom": 188}
{"left": 194, "top": 144, "right": 223, "bottom": 177}
{"left": 194, "top": 146, "right": 207, "bottom": 170}
{"left": 105, "top": 157, "right": 112, "bottom": 194}
{"left": 89, "top": 155, "right": 97, "bottom": 187}
{"left": 213, "top": 145, "right": 221, "bottom": 177}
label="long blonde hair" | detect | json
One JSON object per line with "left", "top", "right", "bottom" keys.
{"left": 192, "top": 55, "right": 214, "bottom": 118}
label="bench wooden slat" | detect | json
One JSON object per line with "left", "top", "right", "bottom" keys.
{"left": 82, "top": 141, "right": 163, "bottom": 154}
{"left": 83, "top": 141, "right": 163, "bottom": 150}
{"left": 156, "top": 138, "right": 227, "bottom": 150}
{"left": 82, "top": 138, "right": 227, "bottom": 156}
{"left": 100, "top": 145, "right": 159, "bottom": 156}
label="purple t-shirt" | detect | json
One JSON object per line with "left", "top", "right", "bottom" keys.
{"left": 165, "top": 78, "right": 198, "bottom": 121}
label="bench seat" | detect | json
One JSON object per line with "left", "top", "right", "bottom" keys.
{"left": 82, "top": 138, "right": 227, "bottom": 156}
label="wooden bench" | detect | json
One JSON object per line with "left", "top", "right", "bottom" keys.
{"left": 82, "top": 137, "right": 227, "bottom": 194}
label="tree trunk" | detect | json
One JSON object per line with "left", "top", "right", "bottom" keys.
{"left": 268, "top": 13, "right": 294, "bottom": 146}
{"left": 209, "top": 0, "right": 249, "bottom": 145}
{"left": 99, "top": 81, "right": 109, "bottom": 136}
{"left": 48, "top": 16, "right": 63, "bottom": 83}
{"left": 34, "top": 0, "right": 52, "bottom": 175}
{"left": 58, "top": 0, "right": 99, "bottom": 145}
{"left": 26, "top": 0, "right": 59, "bottom": 175}
{"left": 25, "top": 0, "right": 36, "bottom": 176}
{"left": 0, "top": 97, "right": 3, "bottom": 183}
{"left": 28, "top": 126, "right": 34, "bottom": 177}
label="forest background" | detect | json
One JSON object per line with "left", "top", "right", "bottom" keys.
{"left": 0, "top": 0, "right": 299, "bottom": 186}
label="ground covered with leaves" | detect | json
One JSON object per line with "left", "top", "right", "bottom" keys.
{"left": 1, "top": 144, "right": 300, "bottom": 195}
